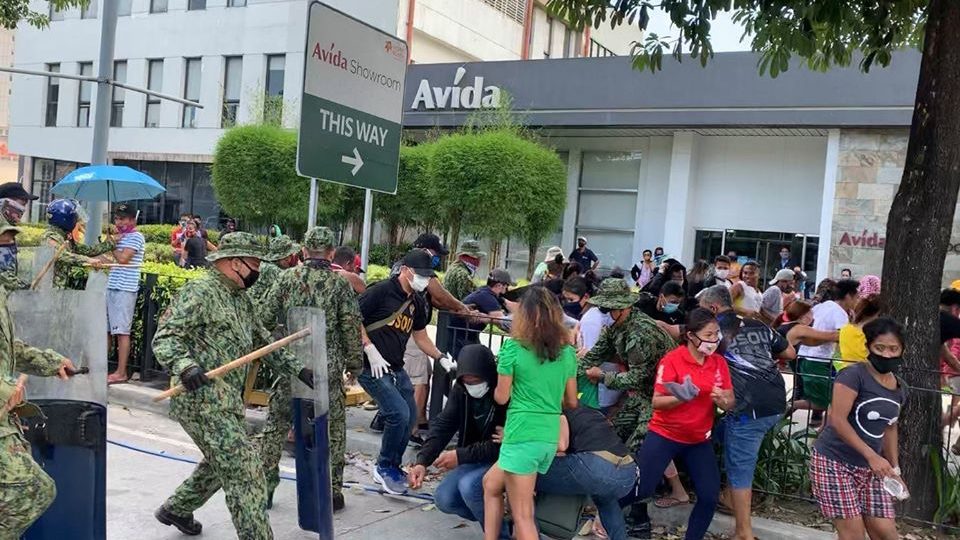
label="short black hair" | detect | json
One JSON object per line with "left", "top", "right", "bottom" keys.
{"left": 714, "top": 255, "right": 731, "bottom": 265}
{"left": 835, "top": 279, "right": 861, "bottom": 300}
{"left": 682, "top": 308, "right": 717, "bottom": 344}
{"left": 643, "top": 249, "right": 652, "bottom": 256}
{"left": 941, "top": 288, "right": 960, "bottom": 308}
{"left": 780, "top": 245, "right": 791, "bottom": 252}
{"left": 333, "top": 246, "right": 355, "bottom": 266}
{"left": 841, "top": 268, "right": 852, "bottom": 274}
{"left": 660, "top": 281, "right": 685, "bottom": 298}
{"left": 863, "top": 317, "right": 904, "bottom": 349}
{"left": 563, "top": 276, "right": 588, "bottom": 297}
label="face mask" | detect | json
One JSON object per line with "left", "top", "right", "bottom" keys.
{"left": 465, "top": 382, "right": 489, "bottom": 399}
{"left": 781, "top": 253, "right": 790, "bottom": 260}
{"left": 411, "top": 273, "right": 430, "bottom": 292}
{"left": 868, "top": 353, "right": 901, "bottom": 374}
{"left": 430, "top": 255, "right": 441, "bottom": 268}
{"left": 715, "top": 269, "right": 729, "bottom": 280}
{"left": 0, "top": 199, "right": 25, "bottom": 226}
{"left": 237, "top": 259, "right": 260, "bottom": 288}
{"left": 578, "top": 242, "right": 586, "bottom": 248}
{"left": 693, "top": 331, "right": 722, "bottom": 355}
{"left": 662, "top": 302, "right": 680, "bottom": 314}
{"left": 186, "top": 230, "right": 196, "bottom": 238}
{"left": 563, "top": 301, "right": 583, "bottom": 319}
{"left": 117, "top": 223, "right": 136, "bottom": 234}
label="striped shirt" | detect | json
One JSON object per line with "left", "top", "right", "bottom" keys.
{"left": 107, "top": 231, "right": 145, "bottom": 293}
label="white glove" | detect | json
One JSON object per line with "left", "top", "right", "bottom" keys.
{"left": 438, "top": 353, "right": 457, "bottom": 372}
{"left": 364, "top": 343, "right": 390, "bottom": 379}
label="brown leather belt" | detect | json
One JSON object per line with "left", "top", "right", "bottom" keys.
{"left": 591, "top": 450, "right": 634, "bottom": 466}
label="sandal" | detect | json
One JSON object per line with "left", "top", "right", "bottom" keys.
{"left": 654, "top": 496, "right": 690, "bottom": 509}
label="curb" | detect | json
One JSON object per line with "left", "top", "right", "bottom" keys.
{"left": 649, "top": 504, "right": 833, "bottom": 540}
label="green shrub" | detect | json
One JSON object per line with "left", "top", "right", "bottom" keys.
{"left": 365, "top": 264, "right": 390, "bottom": 285}
{"left": 144, "top": 243, "right": 175, "bottom": 263}
{"left": 17, "top": 226, "right": 46, "bottom": 247}
{"left": 368, "top": 242, "right": 411, "bottom": 267}
{"left": 138, "top": 224, "right": 175, "bottom": 244}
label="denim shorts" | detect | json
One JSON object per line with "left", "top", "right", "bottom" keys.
{"left": 498, "top": 441, "right": 557, "bottom": 475}
{"left": 723, "top": 414, "right": 781, "bottom": 489}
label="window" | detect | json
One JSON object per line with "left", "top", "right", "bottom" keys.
{"left": 81, "top": 0, "right": 98, "bottom": 18}
{"left": 108, "top": 160, "right": 221, "bottom": 224}
{"left": 575, "top": 151, "right": 643, "bottom": 270}
{"left": 118, "top": 0, "right": 132, "bottom": 16}
{"left": 480, "top": 0, "right": 525, "bottom": 24}
{"left": 145, "top": 59, "right": 163, "bottom": 128}
{"left": 44, "top": 64, "right": 60, "bottom": 127}
{"left": 49, "top": 2, "right": 64, "bottom": 21}
{"left": 31, "top": 158, "right": 84, "bottom": 213}
{"left": 150, "top": 0, "right": 167, "bottom": 13}
{"left": 227, "top": 0, "right": 247, "bottom": 6}
{"left": 544, "top": 16, "right": 554, "bottom": 58}
{"left": 110, "top": 60, "right": 127, "bottom": 127}
{"left": 187, "top": 0, "right": 206, "bottom": 10}
{"left": 77, "top": 62, "right": 93, "bottom": 127}
{"left": 222, "top": 56, "right": 242, "bottom": 127}
{"left": 182, "top": 58, "right": 201, "bottom": 128}
{"left": 264, "top": 54, "right": 284, "bottom": 124}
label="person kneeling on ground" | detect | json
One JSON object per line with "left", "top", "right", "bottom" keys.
{"left": 409, "top": 345, "right": 509, "bottom": 539}
{"left": 534, "top": 406, "right": 638, "bottom": 540}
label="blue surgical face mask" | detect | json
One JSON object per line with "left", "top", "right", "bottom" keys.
{"left": 662, "top": 302, "right": 680, "bottom": 314}
{"left": 431, "top": 254, "right": 441, "bottom": 268}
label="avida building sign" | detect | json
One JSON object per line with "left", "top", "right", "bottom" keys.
{"left": 410, "top": 66, "right": 502, "bottom": 110}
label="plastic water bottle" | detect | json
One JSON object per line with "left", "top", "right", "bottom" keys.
{"left": 882, "top": 476, "right": 910, "bottom": 501}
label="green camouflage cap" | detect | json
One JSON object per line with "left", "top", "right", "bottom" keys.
{"left": 266, "top": 234, "right": 300, "bottom": 261}
{"left": 458, "top": 239, "right": 486, "bottom": 258}
{"left": 206, "top": 231, "right": 269, "bottom": 262}
{"left": 303, "top": 226, "right": 336, "bottom": 251}
{"left": 588, "top": 278, "right": 638, "bottom": 309}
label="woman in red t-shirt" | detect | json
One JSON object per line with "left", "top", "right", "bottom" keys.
{"left": 623, "top": 308, "right": 735, "bottom": 540}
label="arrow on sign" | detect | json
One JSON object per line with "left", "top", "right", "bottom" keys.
{"left": 341, "top": 148, "right": 364, "bottom": 176}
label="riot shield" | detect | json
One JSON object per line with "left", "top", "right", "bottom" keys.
{"left": 84, "top": 269, "right": 109, "bottom": 293}
{"left": 8, "top": 288, "right": 108, "bottom": 540}
{"left": 287, "top": 307, "right": 331, "bottom": 539}
{"left": 30, "top": 244, "right": 55, "bottom": 291}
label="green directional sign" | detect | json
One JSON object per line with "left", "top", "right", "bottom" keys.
{"left": 297, "top": 1, "right": 408, "bottom": 194}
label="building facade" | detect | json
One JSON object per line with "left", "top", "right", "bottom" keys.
{"left": 10, "top": 0, "right": 637, "bottom": 222}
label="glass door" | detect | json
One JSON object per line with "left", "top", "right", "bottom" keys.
{"left": 694, "top": 229, "right": 820, "bottom": 294}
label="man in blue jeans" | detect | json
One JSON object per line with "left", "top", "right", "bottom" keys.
{"left": 358, "top": 249, "right": 448, "bottom": 494}
{"left": 408, "top": 345, "right": 508, "bottom": 539}
{"left": 698, "top": 285, "right": 796, "bottom": 540}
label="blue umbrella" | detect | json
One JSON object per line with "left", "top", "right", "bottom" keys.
{"left": 50, "top": 165, "right": 165, "bottom": 202}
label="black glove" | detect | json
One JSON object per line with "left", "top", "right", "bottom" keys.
{"left": 298, "top": 368, "right": 315, "bottom": 389}
{"left": 180, "top": 365, "right": 210, "bottom": 392}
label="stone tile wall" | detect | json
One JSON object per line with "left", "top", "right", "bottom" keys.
{"left": 831, "top": 129, "right": 960, "bottom": 286}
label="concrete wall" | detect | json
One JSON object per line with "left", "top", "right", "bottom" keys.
{"left": 407, "top": 0, "right": 523, "bottom": 63}
{"left": 827, "top": 129, "right": 960, "bottom": 286}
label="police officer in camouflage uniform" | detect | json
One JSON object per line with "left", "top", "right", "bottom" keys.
{"left": 249, "top": 235, "right": 300, "bottom": 319}
{"left": 579, "top": 278, "right": 675, "bottom": 450}
{"left": 0, "top": 286, "right": 76, "bottom": 537}
{"left": 0, "top": 183, "right": 38, "bottom": 289}
{"left": 258, "top": 227, "right": 362, "bottom": 512}
{"left": 41, "top": 199, "right": 113, "bottom": 289}
{"left": 153, "top": 232, "right": 311, "bottom": 540}
{"left": 443, "top": 240, "right": 486, "bottom": 301}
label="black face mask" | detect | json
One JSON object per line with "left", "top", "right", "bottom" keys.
{"left": 237, "top": 259, "right": 260, "bottom": 289}
{"left": 868, "top": 353, "right": 901, "bottom": 374}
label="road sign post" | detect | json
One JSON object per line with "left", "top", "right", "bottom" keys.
{"left": 297, "top": 1, "right": 407, "bottom": 194}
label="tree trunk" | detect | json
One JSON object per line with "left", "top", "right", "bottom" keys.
{"left": 448, "top": 220, "right": 461, "bottom": 268}
{"left": 881, "top": 0, "right": 960, "bottom": 520}
{"left": 527, "top": 241, "right": 540, "bottom": 279}
{"left": 489, "top": 239, "right": 501, "bottom": 269}
{"left": 387, "top": 222, "right": 399, "bottom": 248}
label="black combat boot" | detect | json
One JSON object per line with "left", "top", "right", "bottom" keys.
{"left": 333, "top": 491, "right": 345, "bottom": 512}
{"left": 155, "top": 505, "right": 202, "bottom": 536}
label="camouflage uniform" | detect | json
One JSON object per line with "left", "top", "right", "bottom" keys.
{"left": 257, "top": 227, "right": 362, "bottom": 499}
{"left": 152, "top": 233, "right": 304, "bottom": 540}
{"left": 580, "top": 280, "right": 675, "bottom": 451}
{"left": 0, "top": 286, "right": 68, "bottom": 537}
{"left": 248, "top": 236, "right": 299, "bottom": 322}
{"left": 40, "top": 226, "right": 113, "bottom": 289}
{"left": 0, "top": 223, "right": 26, "bottom": 290}
{"left": 443, "top": 240, "right": 485, "bottom": 301}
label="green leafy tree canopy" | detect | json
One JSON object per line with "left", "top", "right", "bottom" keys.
{"left": 2, "top": 0, "right": 88, "bottom": 29}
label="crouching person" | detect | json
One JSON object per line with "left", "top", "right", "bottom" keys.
{"left": 535, "top": 406, "right": 638, "bottom": 540}
{"left": 408, "top": 345, "right": 509, "bottom": 539}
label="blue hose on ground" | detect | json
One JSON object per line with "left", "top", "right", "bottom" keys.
{"left": 106, "top": 438, "right": 435, "bottom": 502}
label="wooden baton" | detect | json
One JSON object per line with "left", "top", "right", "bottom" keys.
{"left": 0, "top": 374, "right": 28, "bottom": 416}
{"left": 30, "top": 243, "right": 68, "bottom": 290}
{"left": 152, "top": 327, "right": 312, "bottom": 402}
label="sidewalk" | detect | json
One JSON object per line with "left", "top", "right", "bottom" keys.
{"left": 108, "top": 382, "right": 833, "bottom": 540}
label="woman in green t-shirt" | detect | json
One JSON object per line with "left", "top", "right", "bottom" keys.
{"left": 482, "top": 286, "right": 579, "bottom": 540}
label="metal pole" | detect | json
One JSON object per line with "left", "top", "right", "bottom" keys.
{"left": 360, "top": 189, "right": 373, "bottom": 274}
{"left": 84, "top": 1, "right": 118, "bottom": 246}
{"left": 307, "top": 178, "right": 318, "bottom": 229}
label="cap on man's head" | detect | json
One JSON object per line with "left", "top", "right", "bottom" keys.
{"left": 113, "top": 203, "right": 137, "bottom": 218}
{"left": 770, "top": 269, "right": 796, "bottom": 285}
{"left": 488, "top": 269, "right": 516, "bottom": 286}
{"left": 401, "top": 249, "right": 436, "bottom": 277}
{"left": 0, "top": 182, "right": 38, "bottom": 201}
{"left": 303, "top": 226, "right": 336, "bottom": 252}
{"left": 207, "top": 231, "right": 268, "bottom": 263}
{"left": 266, "top": 234, "right": 300, "bottom": 261}
{"left": 577, "top": 236, "right": 587, "bottom": 243}
{"left": 458, "top": 239, "right": 486, "bottom": 258}
{"left": 413, "top": 233, "right": 448, "bottom": 255}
